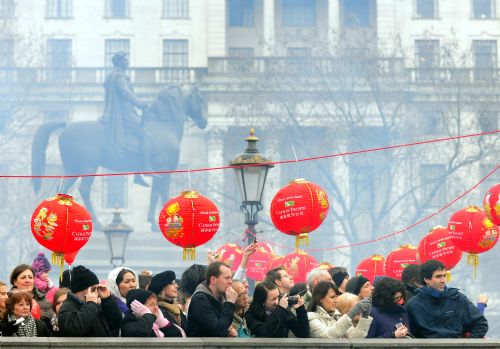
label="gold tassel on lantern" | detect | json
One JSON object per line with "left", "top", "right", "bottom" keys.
{"left": 51, "top": 252, "right": 65, "bottom": 279}
{"left": 446, "top": 270, "right": 452, "bottom": 283}
{"left": 296, "top": 233, "right": 309, "bottom": 248}
{"left": 183, "top": 248, "right": 196, "bottom": 261}
{"left": 467, "top": 253, "right": 479, "bottom": 279}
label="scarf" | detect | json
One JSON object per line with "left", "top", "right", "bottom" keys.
{"left": 421, "top": 286, "right": 448, "bottom": 298}
{"left": 7, "top": 314, "right": 37, "bottom": 337}
{"left": 50, "top": 313, "right": 59, "bottom": 333}
{"left": 158, "top": 299, "right": 181, "bottom": 325}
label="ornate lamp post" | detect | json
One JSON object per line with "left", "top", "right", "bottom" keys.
{"left": 230, "top": 128, "right": 273, "bottom": 245}
{"left": 103, "top": 207, "right": 133, "bottom": 267}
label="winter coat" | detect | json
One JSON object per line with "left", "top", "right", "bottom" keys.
{"left": 245, "top": 305, "right": 309, "bottom": 338}
{"left": 0, "top": 317, "right": 51, "bottom": 337}
{"left": 308, "top": 306, "right": 370, "bottom": 338}
{"left": 120, "top": 312, "right": 157, "bottom": 337}
{"left": 158, "top": 299, "right": 188, "bottom": 337}
{"left": 58, "top": 292, "right": 122, "bottom": 337}
{"left": 404, "top": 283, "right": 419, "bottom": 300}
{"left": 367, "top": 304, "right": 410, "bottom": 338}
{"left": 187, "top": 282, "right": 235, "bottom": 337}
{"left": 406, "top": 286, "right": 488, "bottom": 338}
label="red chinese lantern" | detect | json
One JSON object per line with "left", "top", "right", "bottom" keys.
{"left": 159, "top": 190, "right": 220, "bottom": 261}
{"left": 418, "top": 226, "right": 463, "bottom": 270}
{"left": 268, "top": 255, "right": 285, "bottom": 271}
{"left": 484, "top": 184, "right": 500, "bottom": 226}
{"left": 270, "top": 178, "right": 329, "bottom": 247}
{"left": 64, "top": 250, "right": 79, "bottom": 266}
{"left": 31, "top": 300, "right": 41, "bottom": 320}
{"left": 355, "top": 254, "right": 385, "bottom": 283}
{"left": 448, "top": 206, "right": 499, "bottom": 275}
{"left": 216, "top": 243, "right": 243, "bottom": 272}
{"left": 247, "top": 243, "right": 273, "bottom": 281}
{"left": 384, "top": 245, "right": 419, "bottom": 280}
{"left": 31, "top": 194, "right": 92, "bottom": 269}
{"left": 283, "top": 250, "right": 318, "bottom": 283}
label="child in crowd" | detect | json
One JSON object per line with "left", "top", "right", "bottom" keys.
{"left": 32, "top": 253, "right": 53, "bottom": 294}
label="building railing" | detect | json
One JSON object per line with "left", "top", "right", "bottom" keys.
{"left": 0, "top": 60, "right": 498, "bottom": 86}
{"left": 0, "top": 67, "right": 207, "bottom": 85}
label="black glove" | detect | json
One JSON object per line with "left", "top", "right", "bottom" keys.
{"left": 1, "top": 320, "right": 21, "bottom": 336}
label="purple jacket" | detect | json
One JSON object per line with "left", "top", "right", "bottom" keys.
{"left": 367, "top": 304, "right": 410, "bottom": 338}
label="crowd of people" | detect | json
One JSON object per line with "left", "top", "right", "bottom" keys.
{"left": 0, "top": 244, "right": 489, "bottom": 339}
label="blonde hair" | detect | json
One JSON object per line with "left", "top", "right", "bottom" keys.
{"left": 336, "top": 293, "right": 359, "bottom": 315}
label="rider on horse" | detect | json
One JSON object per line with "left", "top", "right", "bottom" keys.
{"left": 100, "top": 51, "right": 153, "bottom": 185}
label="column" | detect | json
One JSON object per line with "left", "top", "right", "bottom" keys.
{"left": 262, "top": 0, "right": 275, "bottom": 56}
{"left": 376, "top": 0, "right": 397, "bottom": 53}
{"left": 327, "top": 0, "right": 340, "bottom": 49}
{"left": 207, "top": 0, "right": 227, "bottom": 57}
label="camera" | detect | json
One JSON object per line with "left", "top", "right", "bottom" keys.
{"left": 279, "top": 294, "right": 299, "bottom": 306}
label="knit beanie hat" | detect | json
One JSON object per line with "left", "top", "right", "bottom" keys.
{"left": 332, "top": 271, "right": 349, "bottom": 289}
{"left": 126, "top": 289, "right": 155, "bottom": 309}
{"left": 148, "top": 270, "right": 176, "bottom": 294}
{"left": 345, "top": 275, "right": 370, "bottom": 296}
{"left": 32, "top": 252, "right": 51, "bottom": 276}
{"left": 70, "top": 265, "right": 99, "bottom": 293}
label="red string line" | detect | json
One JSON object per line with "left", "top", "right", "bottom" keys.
{"left": 1, "top": 130, "right": 498, "bottom": 179}
{"left": 246, "top": 165, "right": 499, "bottom": 253}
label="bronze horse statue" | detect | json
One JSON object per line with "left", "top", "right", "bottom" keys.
{"left": 31, "top": 85, "right": 207, "bottom": 230}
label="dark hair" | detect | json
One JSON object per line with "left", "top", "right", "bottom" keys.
{"left": 4, "top": 290, "right": 32, "bottom": 321}
{"left": 372, "top": 277, "right": 406, "bottom": 310}
{"left": 248, "top": 281, "right": 278, "bottom": 322}
{"left": 138, "top": 271, "right": 153, "bottom": 290}
{"left": 308, "top": 281, "right": 339, "bottom": 312}
{"left": 420, "top": 260, "right": 445, "bottom": 285}
{"left": 180, "top": 264, "right": 207, "bottom": 297}
{"left": 116, "top": 268, "right": 135, "bottom": 287}
{"left": 289, "top": 282, "right": 307, "bottom": 297}
{"left": 328, "top": 266, "right": 348, "bottom": 278}
{"left": 10, "top": 265, "right": 34, "bottom": 287}
{"left": 265, "top": 267, "right": 285, "bottom": 285}
{"left": 401, "top": 264, "right": 421, "bottom": 285}
{"left": 205, "top": 261, "right": 230, "bottom": 286}
{"left": 52, "top": 287, "right": 70, "bottom": 312}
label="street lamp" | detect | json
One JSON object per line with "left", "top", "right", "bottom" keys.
{"left": 230, "top": 128, "right": 273, "bottom": 245}
{"left": 103, "top": 207, "right": 133, "bottom": 267}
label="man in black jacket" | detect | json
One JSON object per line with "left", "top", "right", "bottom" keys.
{"left": 58, "top": 265, "right": 122, "bottom": 337}
{"left": 407, "top": 260, "right": 488, "bottom": 338}
{"left": 187, "top": 261, "right": 238, "bottom": 337}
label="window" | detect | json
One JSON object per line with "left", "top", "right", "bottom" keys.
{"left": 105, "top": 39, "right": 130, "bottom": 67}
{"left": 419, "top": 164, "right": 447, "bottom": 207}
{"left": 47, "top": 0, "right": 72, "bottom": 18}
{"left": 473, "top": 40, "right": 497, "bottom": 81}
{"left": 163, "top": 0, "right": 188, "bottom": 18}
{"left": 106, "top": 0, "right": 129, "bottom": 18}
{"left": 420, "top": 110, "right": 444, "bottom": 135}
{"left": 229, "top": 0, "right": 254, "bottom": 27}
{"left": 162, "top": 39, "right": 188, "bottom": 80}
{"left": 228, "top": 47, "right": 254, "bottom": 73}
{"left": 341, "top": 0, "right": 372, "bottom": 27}
{"left": 479, "top": 111, "right": 498, "bottom": 131}
{"left": 282, "top": 0, "right": 316, "bottom": 27}
{"left": 47, "top": 39, "right": 72, "bottom": 81}
{"left": 415, "top": 39, "right": 439, "bottom": 81}
{"left": 0, "top": 0, "right": 14, "bottom": 18}
{"left": 416, "top": 0, "right": 438, "bottom": 18}
{"left": 472, "top": 0, "right": 495, "bottom": 18}
{"left": 103, "top": 176, "right": 128, "bottom": 209}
